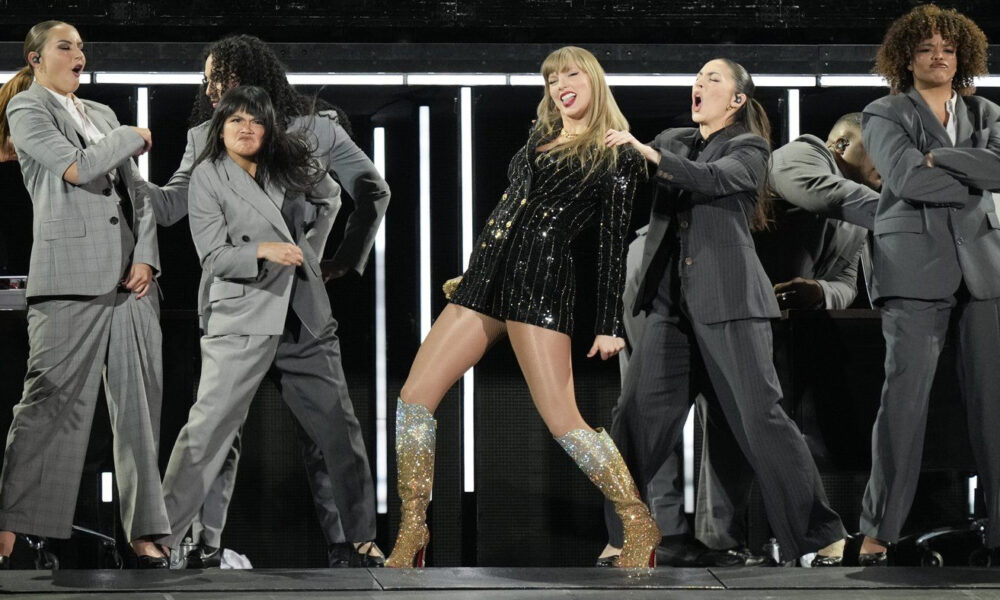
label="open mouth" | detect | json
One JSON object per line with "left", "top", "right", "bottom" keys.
{"left": 71, "top": 64, "right": 83, "bottom": 77}
{"left": 560, "top": 91, "right": 577, "bottom": 107}
{"left": 692, "top": 92, "right": 703, "bottom": 111}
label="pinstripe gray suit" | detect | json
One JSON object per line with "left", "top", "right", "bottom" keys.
{"left": 604, "top": 124, "right": 846, "bottom": 562}
{"left": 861, "top": 89, "right": 1000, "bottom": 546}
{"left": 0, "top": 82, "right": 169, "bottom": 541}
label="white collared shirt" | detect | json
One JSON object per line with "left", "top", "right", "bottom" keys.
{"left": 44, "top": 86, "right": 105, "bottom": 144}
{"left": 945, "top": 92, "right": 957, "bottom": 145}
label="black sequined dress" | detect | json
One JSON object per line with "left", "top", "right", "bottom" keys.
{"left": 450, "top": 128, "right": 645, "bottom": 336}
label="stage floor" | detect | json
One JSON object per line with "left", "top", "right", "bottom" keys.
{"left": 3, "top": 567, "right": 1000, "bottom": 599}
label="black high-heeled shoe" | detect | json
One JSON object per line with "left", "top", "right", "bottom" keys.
{"left": 811, "top": 554, "right": 843, "bottom": 567}
{"left": 136, "top": 554, "right": 169, "bottom": 569}
{"left": 185, "top": 544, "right": 221, "bottom": 569}
{"left": 858, "top": 551, "right": 888, "bottom": 567}
{"left": 133, "top": 541, "right": 170, "bottom": 569}
{"left": 328, "top": 541, "right": 386, "bottom": 568}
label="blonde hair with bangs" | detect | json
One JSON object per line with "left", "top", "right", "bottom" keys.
{"left": 536, "top": 46, "right": 629, "bottom": 179}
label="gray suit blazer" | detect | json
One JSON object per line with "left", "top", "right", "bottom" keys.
{"left": 863, "top": 88, "right": 1000, "bottom": 301}
{"left": 145, "top": 111, "right": 389, "bottom": 275}
{"left": 634, "top": 125, "right": 780, "bottom": 324}
{"left": 7, "top": 82, "right": 158, "bottom": 297}
{"left": 188, "top": 155, "right": 340, "bottom": 337}
{"left": 768, "top": 134, "right": 875, "bottom": 309}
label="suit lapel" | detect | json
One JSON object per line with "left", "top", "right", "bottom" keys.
{"left": 906, "top": 88, "right": 953, "bottom": 148}
{"left": 29, "top": 82, "right": 89, "bottom": 148}
{"left": 220, "top": 157, "right": 294, "bottom": 242}
{"left": 953, "top": 94, "right": 975, "bottom": 148}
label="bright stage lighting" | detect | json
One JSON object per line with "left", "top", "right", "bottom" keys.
{"left": 373, "top": 127, "right": 389, "bottom": 514}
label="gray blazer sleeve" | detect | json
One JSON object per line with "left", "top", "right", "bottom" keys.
{"left": 653, "top": 134, "right": 769, "bottom": 199}
{"left": 816, "top": 245, "right": 861, "bottom": 310}
{"left": 144, "top": 126, "right": 199, "bottom": 226}
{"left": 188, "top": 163, "right": 260, "bottom": 280}
{"left": 123, "top": 158, "right": 161, "bottom": 273}
{"left": 313, "top": 114, "right": 390, "bottom": 275}
{"left": 7, "top": 93, "right": 144, "bottom": 184}
{"left": 303, "top": 174, "right": 342, "bottom": 260}
{"left": 862, "top": 103, "right": 969, "bottom": 206}
{"left": 931, "top": 120, "right": 1000, "bottom": 191}
{"left": 770, "top": 139, "right": 878, "bottom": 230}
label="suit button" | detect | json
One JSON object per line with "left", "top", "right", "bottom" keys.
{"left": 103, "top": 188, "right": 112, "bottom": 196}
{"left": 957, "top": 238, "right": 964, "bottom": 245}
{"left": 242, "top": 235, "right": 250, "bottom": 242}
{"left": 680, "top": 220, "right": 689, "bottom": 229}
{"left": 684, "top": 257, "right": 693, "bottom": 266}
{"left": 109, "top": 216, "right": 119, "bottom": 225}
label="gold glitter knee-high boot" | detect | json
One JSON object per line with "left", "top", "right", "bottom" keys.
{"left": 386, "top": 399, "right": 436, "bottom": 568}
{"left": 555, "top": 428, "right": 661, "bottom": 568}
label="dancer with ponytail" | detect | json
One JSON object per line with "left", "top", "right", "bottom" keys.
{"left": 0, "top": 20, "right": 168, "bottom": 569}
{"left": 602, "top": 58, "right": 848, "bottom": 566}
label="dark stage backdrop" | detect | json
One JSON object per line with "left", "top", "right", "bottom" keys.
{"left": 0, "top": 38, "right": 996, "bottom": 567}
{"left": 0, "top": 1, "right": 999, "bottom": 44}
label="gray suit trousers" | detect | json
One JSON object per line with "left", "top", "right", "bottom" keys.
{"left": 0, "top": 289, "right": 169, "bottom": 540}
{"left": 606, "top": 304, "right": 845, "bottom": 561}
{"left": 193, "top": 418, "right": 344, "bottom": 548}
{"left": 160, "top": 315, "right": 375, "bottom": 548}
{"left": 862, "top": 294, "right": 1000, "bottom": 546}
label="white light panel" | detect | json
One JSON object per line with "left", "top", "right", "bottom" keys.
{"left": 136, "top": 86, "right": 149, "bottom": 180}
{"left": 819, "top": 75, "right": 889, "bottom": 87}
{"left": 419, "top": 106, "right": 432, "bottom": 341}
{"left": 287, "top": 73, "right": 404, "bottom": 86}
{"left": 786, "top": 89, "right": 800, "bottom": 143}
{"left": 95, "top": 72, "right": 201, "bottom": 85}
{"left": 460, "top": 87, "right": 476, "bottom": 493}
{"left": 373, "top": 127, "right": 388, "bottom": 514}
{"left": 408, "top": 74, "right": 507, "bottom": 86}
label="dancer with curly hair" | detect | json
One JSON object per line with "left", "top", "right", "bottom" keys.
{"left": 145, "top": 35, "right": 388, "bottom": 568}
{"left": 858, "top": 4, "right": 1000, "bottom": 566}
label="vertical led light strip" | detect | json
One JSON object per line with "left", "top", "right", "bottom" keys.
{"left": 419, "top": 106, "right": 432, "bottom": 340}
{"left": 970, "top": 475, "right": 979, "bottom": 516}
{"left": 136, "top": 87, "right": 149, "bottom": 180}
{"left": 786, "top": 89, "right": 800, "bottom": 143}
{"left": 683, "top": 405, "right": 695, "bottom": 513}
{"left": 459, "top": 88, "right": 476, "bottom": 493}
{"left": 373, "top": 127, "right": 389, "bottom": 514}
{"left": 101, "top": 472, "right": 113, "bottom": 503}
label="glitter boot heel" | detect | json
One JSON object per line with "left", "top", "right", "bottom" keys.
{"left": 386, "top": 399, "right": 436, "bottom": 568}
{"left": 556, "top": 428, "right": 660, "bottom": 568}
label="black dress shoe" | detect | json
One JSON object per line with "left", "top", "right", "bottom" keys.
{"left": 714, "top": 546, "right": 766, "bottom": 567}
{"left": 858, "top": 551, "right": 888, "bottom": 567}
{"left": 0, "top": 555, "right": 10, "bottom": 570}
{"left": 811, "top": 553, "right": 843, "bottom": 567}
{"left": 136, "top": 554, "right": 169, "bottom": 569}
{"left": 186, "top": 545, "right": 221, "bottom": 569}
{"left": 328, "top": 542, "right": 385, "bottom": 568}
{"left": 595, "top": 555, "right": 617, "bottom": 567}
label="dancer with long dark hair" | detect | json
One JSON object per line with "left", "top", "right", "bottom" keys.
{"left": 145, "top": 35, "right": 388, "bottom": 567}
{"left": 157, "top": 86, "right": 365, "bottom": 564}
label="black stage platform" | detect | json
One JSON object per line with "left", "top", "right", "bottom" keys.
{"left": 3, "top": 567, "right": 1000, "bottom": 599}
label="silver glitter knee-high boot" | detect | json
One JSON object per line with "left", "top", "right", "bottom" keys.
{"left": 556, "top": 428, "right": 660, "bottom": 568}
{"left": 386, "top": 399, "right": 436, "bottom": 568}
